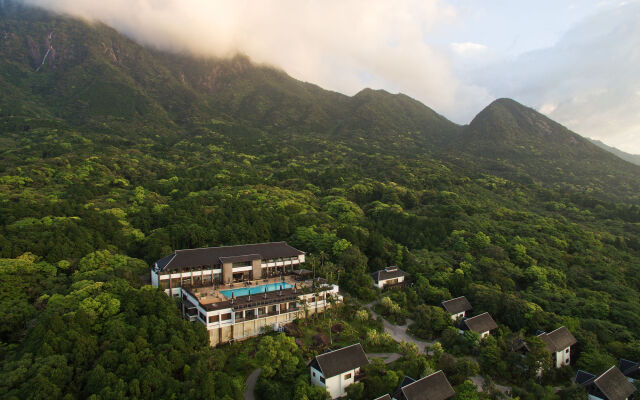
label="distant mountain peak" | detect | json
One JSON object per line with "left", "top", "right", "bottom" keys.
{"left": 469, "top": 97, "right": 572, "bottom": 142}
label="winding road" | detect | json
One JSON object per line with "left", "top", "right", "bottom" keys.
{"left": 244, "top": 368, "right": 262, "bottom": 400}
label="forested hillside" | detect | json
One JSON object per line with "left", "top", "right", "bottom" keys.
{"left": 1, "top": 3, "right": 640, "bottom": 399}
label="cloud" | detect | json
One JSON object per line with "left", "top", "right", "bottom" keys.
{"left": 538, "top": 103, "right": 558, "bottom": 115}
{"left": 450, "top": 42, "right": 488, "bottom": 56}
{"left": 21, "top": 0, "right": 464, "bottom": 114}
{"left": 16, "top": 0, "right": 640, "bottom": 153}
{"left": 473, "top": 1, "right": 640, "bottom": 153}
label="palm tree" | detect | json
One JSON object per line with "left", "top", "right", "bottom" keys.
{"left": 319, "top": 250, "right": 328, "bottom": 267}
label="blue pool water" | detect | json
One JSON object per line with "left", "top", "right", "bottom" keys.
{"left": 220, "top": 282, "right": 293, "bottom": 298}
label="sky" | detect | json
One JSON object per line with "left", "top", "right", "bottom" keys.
{"left": 21, "top": 0, "right": 640, "bottom": 153}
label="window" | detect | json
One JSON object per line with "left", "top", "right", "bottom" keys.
{"left": 565, "top": 359, "right": 570, "bottom": 364}
{"left": 220, "top": 313, "right": 232, "bottom": 321}
{"left": 198, "top": 312, "right": 205, "bottom": 321}
{"left": 320, "top": 377, "right": 325, "bottom": 384}
{"left": 208, "top": 315, "right": 219, "bottom": 323}
{"left": 565, "top": 348, "right": 570, "bottom": 353}
{"left": 344, "top": 373, "right": 352, "bottom": 379}
{"left": 312, "top": 372, "right": 316, "bottom": 377}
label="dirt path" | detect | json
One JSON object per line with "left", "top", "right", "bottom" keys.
{"left": 244, "top": 368, "right": 262, "bottom": 400}
{"left": 365, "top": 302, "right": 437, "bottom": 354}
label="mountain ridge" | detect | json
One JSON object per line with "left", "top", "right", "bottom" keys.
{"left": 588, "top": 138, "right": 640, "bottom": 166}
{"left": 0, "top": 3, "right": 638, "bottom": 202}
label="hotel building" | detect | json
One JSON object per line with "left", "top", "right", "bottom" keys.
{"left": 151, "top": 242, "right": 342, "bottom": 346}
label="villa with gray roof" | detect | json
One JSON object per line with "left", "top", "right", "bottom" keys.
{"left": 310, "top": 343, "right": 369, "bottom": 399}
{"left": 392, "top": 371, "right": 455, "bottom": 400}
{"left": 537, "top": 326, "right": 577, "bottom": 368}
{"left": 620, "top": 359, "right": 640, "bottom": 381}
{"left": 371, "top": 266, "right": 407, "bottom": 289}
{"left": 575, "top": 365, "right": 636, "bottom": 400}
{"left": 463, "top": 312, "right": 498, "bottom": 338}
{"left": 441, "top": 296, "right": 472, "bottom": 321}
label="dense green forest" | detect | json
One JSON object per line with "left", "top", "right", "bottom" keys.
{"left": 1, "top": 3, "right": 639, "bottom": 399}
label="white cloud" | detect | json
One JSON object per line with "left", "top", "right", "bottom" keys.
{"left": 471, "top": 1, "right": 640, "bottom": 153}
{"left": 538, "top": 103, "right": 557, "bottom": 114}
{"left": 22, "top": 0, "right": 463, "bottom": 114}
{"left": 450, "top": 41, "right": 488, "bottom": 56}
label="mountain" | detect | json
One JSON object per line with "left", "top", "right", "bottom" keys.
{"left": 589, "top": 138, "right": 640, "bottom": 166}
{"left": 1, "top": 5, "right": 637, "bottom": 204}
{"left": 446, "top": 98, "right": 640, "bottom": 200}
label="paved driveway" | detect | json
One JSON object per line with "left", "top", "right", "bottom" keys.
{"left": 244, "top": 368, "right": 262, "bottom": 400}
{"left": 365, "top": 302, "right": 437, "bottom": 354}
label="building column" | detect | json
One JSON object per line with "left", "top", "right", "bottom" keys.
{"left": 222, "top": 262, "right": 232, "bottom": 284}
{"left": 252, "top": 259, "right": 262, "bottom": 281}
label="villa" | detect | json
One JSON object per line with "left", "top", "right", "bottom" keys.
{"left": 151, "top": 242, "right": 342, "bottom": 346}
{"left": 371, "top": 266, "right": 407, "bottom": 289}
{"left": 463, "top": 312, "right": 498, "bottom": 338}
{"left": 309, "top": 343, "right": 369, "bottom": 399}
{"left": 392, "top": 371, "right": 455, "bottom": 400}
{"left": 441, "top": 296, "right": 472, "bottom": 321}
{"left": 537, "top": 326, "right": 577, "bottom": 368}
{"left": 620, "top": 359, "right": 640, "bottom": 382}
{"left": 575, "top": 366, "right": 636, "bottom": 400}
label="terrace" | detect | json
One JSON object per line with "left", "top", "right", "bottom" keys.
{"left": 181, "top": 274, "right": 327, "bottom": 312}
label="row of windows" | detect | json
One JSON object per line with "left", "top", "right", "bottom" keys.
{"left": 159, "top": 274, "right": 223, "bottom": 289}
{"left": 263, "top": 257, "right": 299, "bottom": 263}
{"left": 207, "top": 313, "right": 231, "bottom": 323}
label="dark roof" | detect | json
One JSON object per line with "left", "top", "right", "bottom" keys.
{"left": 218, "top": 254, "right": 261, "bottom": 264}
{"left": 155, "top": 253, "right": 175, "bottom": 271}
{"left": 399, "top": 371, "right": 455, "bottom": 400}
{"left": 619, "top": 359, "right": 640, "bottom": 376}
{"left": 441, "top": 296, "right": 472, "bottom": 314}
{"left": 371, "top": 266, "right": 407, "bottom": 283}
{"left": 311, "top": 343, "right": 369, "bottom": 378}
{"left": 373, "top": 395, "right": 392, "bottom": 400}
{"left": 575, "top": 370, "right": 597, "bottom": 385}
{"left": 593, "top": 366, "right": 636, "bottom": 400}
{"left": 400, "top": 376, "right": 417, "bottom": 387}
{"left": 463, "top": 312, "right": 498, "bottom": 334}
{"left": 537, "top": 326, "right": 577, "bottom": 353}
{"left": 155, "top": 242, "right": 304, "bottom": 271}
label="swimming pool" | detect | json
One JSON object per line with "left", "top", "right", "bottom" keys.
{"left": 220, "top": 282, "right": 294, "bottom": 298}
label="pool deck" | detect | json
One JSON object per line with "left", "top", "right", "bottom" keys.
{"left": 188, "top": 275, "right": 306, "bottom": 306}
